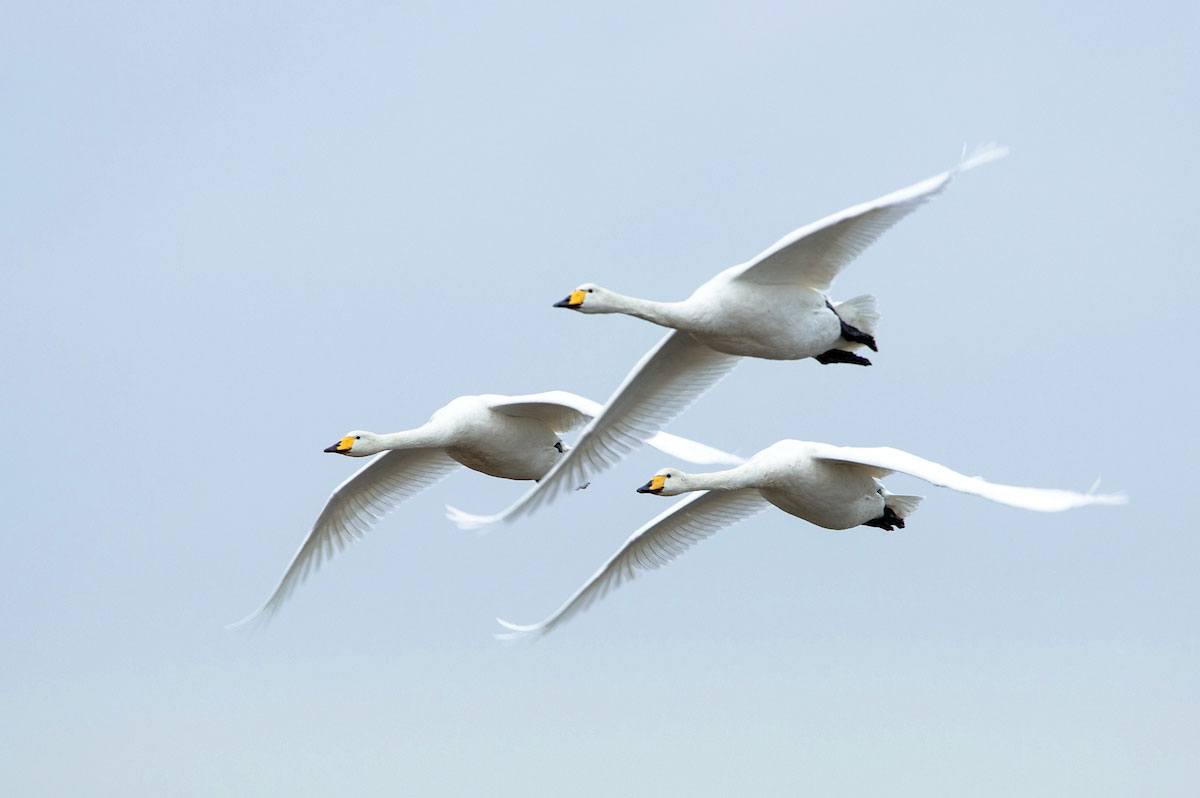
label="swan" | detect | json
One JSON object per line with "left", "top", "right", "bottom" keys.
{"left": 232, "top": 391, "right": 743, "bottom": 625}
{"left": 497, "top": 439, "right": 1126, "bottom": 639}
{"left": 449, "top": 144, "right": 1008, "bottom": 531}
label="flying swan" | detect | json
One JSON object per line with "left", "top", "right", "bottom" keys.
{"left": 447, "top": 145, "right": 1008, "bottom": 531}
{"left": 232, "top": 391, "right": 743, "bottom": 625}
{"left": 497, "top": 439, "right": 1126, "bottom": 639}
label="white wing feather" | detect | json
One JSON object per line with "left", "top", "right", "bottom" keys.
{"left": 448, "top": 332, "right": 741, "bottom": 529}
{"left": 497, "top": 489, "right": 770, "bottom": 640}
{"left": 487, "top": 391, "right": 602, "bottom": 433}
{"left": 808, "top": 443, "right": 1128, "bottom": 512}
{"left": 488, "top": 391, "right": 743, "bottom": 466}
{"left": 730, "top": 144, "right": 1008, "bottom": 290}
{"left": 231, "top": 448, "right": 460, "bottom": 626}
{"left": 644, "top": 431, "right": 745, "bottom": 466}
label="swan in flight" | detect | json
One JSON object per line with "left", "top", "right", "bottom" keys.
{"left": 449, "top": 144, "right": 1007, "bottom": 531}
{"left": 232, "top": 391, "right": 742, "bottom": 626}
{"left": 497, "top": 439, "right": 1126, "bottom": 639}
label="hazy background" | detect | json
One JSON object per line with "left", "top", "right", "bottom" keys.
{"left": 3, "top": 1, "right": 1196, "bottom": 795}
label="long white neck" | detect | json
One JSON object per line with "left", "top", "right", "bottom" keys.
{"left": 678, "top": 468, "right": 749, "bottom": 493}
{"left": 602, "top": 291, "right": 685, "bottom": 329}
{"left": 376, "top": 424, "right": 446, "bottom": 450}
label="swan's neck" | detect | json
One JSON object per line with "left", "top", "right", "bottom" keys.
{"left": 605, "top": 292, "right": 684, "bottom": 329}
{"left": 377, "top": 424, "right": 446, "bottom": 450}
{"left": 682, "top": 468, "right": 748, "bottom": 493}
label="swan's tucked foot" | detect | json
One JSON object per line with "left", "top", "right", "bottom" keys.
{"left": 826, "top": 299, "right": 878, "bottom": 352}
{"left": 839, "top": 321, "right": 878, "bottom": 352}
{"left": 815, "top": 349, "right": 872, "bottom": 366}
{"left": 862, "top": 507, "right": 905, "bottom": 531}
{"left": 575, "top": 481, "right": 590, "bottom": 491}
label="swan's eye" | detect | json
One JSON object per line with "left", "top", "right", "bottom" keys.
{"left": 355, "top": 436, "right": 361, "bottom": 440}
{"left": 586, "top": 288, "right": 594, "bottom": 293}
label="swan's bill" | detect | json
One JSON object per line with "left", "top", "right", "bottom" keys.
{"left": 553, "top": 289, "right": 586, "bottom": 309}
{"left": 637, "top": 475, "right": 666, "bottom": 494}
{"left": 324, "top": 436, "right": 356, "bottom": 454}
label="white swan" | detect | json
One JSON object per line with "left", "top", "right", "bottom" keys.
{"left": 449, "top": 145, "right": 1008, "bottom": 531}
{"left": 233, "top": 391, "right": 743, "bottom": 625}
{"left": 497, "top": 439, "right": 1126, "bottom": 639}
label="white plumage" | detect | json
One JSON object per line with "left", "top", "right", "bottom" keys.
{"left": 233, "top": 391, "right": 742, "bottom": 626}
{"left": 498, "top": 438, "right": 1126, "bottom": 639}
{"left": 451, "top": 145, "right": 1007, "bottom": 531}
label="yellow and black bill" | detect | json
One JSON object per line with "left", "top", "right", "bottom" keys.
{"left": 553, "top": 289, "right": 586, "bottom": 309}
{"left": 636, "top": 475, "right": 666, "bottom": 494}
{"left": 324, "top": 436, "right": 355, "bottom": 453}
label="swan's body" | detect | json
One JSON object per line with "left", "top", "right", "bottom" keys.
{"left": 498, "top": 439, "right": 1126, "bottom": 639}
{"left": 451, "top": 145, "right": 1007, "bottom": 531}
{"left": 422, "top": 395, "right": 562, "bottom": 480}
{"left": 566, "top": 282, "right": 850, "bottom": 361}
{"left": 689, "top": 284, "right": 852, "bottom": 361}
{"left": 742, "top": 442, "right": 894, "bottom": 528}
{"left": 233, "top": 391, "right": 743, "bottom": 626}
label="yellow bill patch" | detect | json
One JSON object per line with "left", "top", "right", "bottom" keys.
{"left": 648, "top": 474, "right": 666, "bottom": 492}
{"left": 567, "top": 289, "right": 586, "bottom": 307}
{"left": 337, "top": 436, "right": 355, "bottom": 452}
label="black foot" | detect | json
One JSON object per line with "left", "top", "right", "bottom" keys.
{"left": 826, "top": 299, "right": 878, "bottom": 352}
{"left": 816, "top": 349, "right": 872, "bottom": 366}
{"left": 862, "top": 507, "right": 906, "bottom": 531}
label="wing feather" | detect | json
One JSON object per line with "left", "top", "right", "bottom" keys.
{"left": 487, "top": 391, "right": 602, "bottom": 433}
{"left": 808, "top": 443, "right": 1127, "bottom": 512}
{"left": 730, "top": 144, "right": 1007, "bottom": 290}
{"left": 447, "top": 333, "right": 741, "bottom": 529}
{"left": 488, "top": 391, "right": 742, "bottom": 466}
{"left": 232, "top": 448, "right": 460, "bottom": 626}
{"left": 497, "top": 489, "right": 770, "bottom": 639}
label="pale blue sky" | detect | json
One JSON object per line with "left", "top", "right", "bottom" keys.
{"left": 2, "top": 1, "right": 1197, "bottom": 795}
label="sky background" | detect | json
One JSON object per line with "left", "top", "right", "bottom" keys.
{"left": 3, "top": 1, "right": 1197, "bottom": 795}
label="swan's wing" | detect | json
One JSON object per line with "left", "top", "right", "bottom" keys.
{"left": 644, "top": 431, "right": 745, "bottom": 466}
{"left": 730, "top": 144, "right": 1007, "bottom": 290}
{"left": 446, "top": 332, "right": 741, "bottom": 530}
{"left": 497, "top": 488, "right": 770, "bottom": 640}
{"left": 808, "top": 443, "right": 1128, "bottom": 512}
{"left": 489, "top": 391, "right": 744, "bottom": 466}
{"left": 488, "top": 391, "right": 602, "bottom": 434}
{"left": 231, "top": 448, "right": 460, "bottom": 626}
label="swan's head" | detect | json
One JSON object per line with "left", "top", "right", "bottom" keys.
{"left": 552, "top": 283, "right": 611, "bottom": 314}
{"left": 323, "top": 430, "right": 380, "bottom": 457}
{"left": 636, "top": 468, "right": 687, "bottom": 496}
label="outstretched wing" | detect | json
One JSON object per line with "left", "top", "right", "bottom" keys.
{"left": 807, "top": 443, "right": 1128, "bottom": 512}
{"left": 488, "top": 391, "right": 744, "bottom": 466}
{"left": 231, "top": 448, "right": 460, "bottom": 626}
{"left": 729, "top": 144, "right": 1007, "bottom": 290}
{"left": 497, "top": 488, "right": 770, "bottom": 640}
{"left": 447, "top": 332, "right": 741, "bottom": 530}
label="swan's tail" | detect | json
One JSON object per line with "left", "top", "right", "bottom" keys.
{"left": 882, "top": 490, "right": 923, "bottom": 519}
{"left": 833, "top": 294, "right": 879, "bottom": 350}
